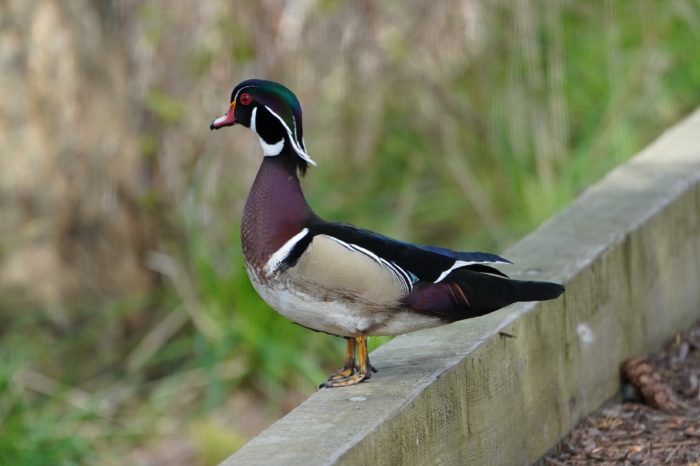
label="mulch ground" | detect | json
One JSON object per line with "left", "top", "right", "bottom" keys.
{"left": 545, "top": 321, "right": 700, "bottom": 465}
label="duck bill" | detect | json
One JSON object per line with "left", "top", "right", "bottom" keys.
{"left": 210, "top": 102, "right": 236, "bottom": 130}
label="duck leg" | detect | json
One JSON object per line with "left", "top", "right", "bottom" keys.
{"left": 320, "top": 336, "right": 372, "bottom": 388}
{"left": 330, "top": 337, "right": 356, "bottom": 380}
{"left": 355, "top": 335, "right": 372, "bottom": 381}
{"left": 319, "top": 338, "right": 356, "bottom": 388}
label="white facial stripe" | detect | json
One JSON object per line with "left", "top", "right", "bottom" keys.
{"left": 250, "top": 106, "right": 257, "bottom": 132}
{"left": 264, "top": 105, "right": 317, "bottom": 166}
{"left": 264, "top": 228, "right": 310, "bottom": 276}
{"left": 434, "top": 259, "right": 510, "bottom": 283}
{"left": 291, "top": 116, "right": 299, "bottom": 145}
{"left": 232, "top": 85, "right": 254, "bottom": 105}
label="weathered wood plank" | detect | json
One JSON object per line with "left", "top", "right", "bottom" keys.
{"left": 221, "top": 108, "right": 700, "bottom": 466}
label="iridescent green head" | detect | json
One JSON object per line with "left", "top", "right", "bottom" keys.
{"left": 210, "top": 79, "right": 316, "bottom": 174}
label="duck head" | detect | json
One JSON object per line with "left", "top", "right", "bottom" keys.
{"left": 210, "top": 79, "right": 316, "bottom": 173}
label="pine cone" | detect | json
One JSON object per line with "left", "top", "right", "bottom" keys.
{"left": 621, "top": 357, "right": 679, "bottom": 412}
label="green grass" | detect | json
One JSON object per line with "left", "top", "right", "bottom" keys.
{"left": 4, "top": 1, "right": 700, "bottom": 464}
{"left": 0, "top": 350, "right": 91, "bottom": 466}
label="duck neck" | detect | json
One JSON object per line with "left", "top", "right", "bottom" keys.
{"left": 241, "top": 151, "right": 314, "bottom": 270}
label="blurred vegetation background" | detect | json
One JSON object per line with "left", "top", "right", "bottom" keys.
{"left": 2, "top": 0, "right": 700, "bottom": 464}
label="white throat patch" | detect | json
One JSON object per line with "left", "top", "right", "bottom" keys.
{"left": 251, "top": 107, "right": 285, "bottom": 157}
{"left": 259, "top": 137, "right": 285, "bottom": 157}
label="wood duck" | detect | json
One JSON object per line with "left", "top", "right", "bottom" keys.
{"left": 210, "top": 79, "right": 564, "bottom": 388}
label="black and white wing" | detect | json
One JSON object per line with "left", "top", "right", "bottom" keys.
{"left": 289, "top": 219, "right": 512, "bottom": 286}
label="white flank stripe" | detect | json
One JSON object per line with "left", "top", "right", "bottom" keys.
{"left": 346, "top": 244, "right": 413, "bottom": 292}
{"left": 326, "top": 236, "right": 412, "bottom": 292}
{"left": 264, "top": 105, "right": 318, "bottom": 166}
{"left": 264, "top": 228, "right": 309, "bottom": 276}
{"left": 434, "top": 259, "right": 510, "bottom": 283}
{"left": 325, "top": 235, "right": 354, "bottom": 251}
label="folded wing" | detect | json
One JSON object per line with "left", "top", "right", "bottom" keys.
{"left": 305, "top": 219, "right": 511, "bottom": 284}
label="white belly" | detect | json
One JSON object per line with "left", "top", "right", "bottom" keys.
{"left": 247, "top": 269, "right": 442, "bottom": 337}
{"left": 249, "top": 276, "right": 369, "bottom": 336}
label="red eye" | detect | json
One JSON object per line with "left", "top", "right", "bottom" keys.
{"left": 239, "top": 93, "right": 252, "bottom": 105}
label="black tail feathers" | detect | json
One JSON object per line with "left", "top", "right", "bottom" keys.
{"left": 406, "top": 268, "right": 565, "bottom": 322}
{"left": 454, "top": 271, "right": 564, "bottom": 315}
{"left": 511, "top": 279, "right": 565, "bottom": 302}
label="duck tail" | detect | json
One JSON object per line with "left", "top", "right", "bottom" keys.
{"left": 406, "top": 268, "right": 564, "bottom": 322}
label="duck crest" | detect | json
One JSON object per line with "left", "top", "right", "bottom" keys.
{"left": 241, "top": 151, "right": 314, "bottom": 276}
